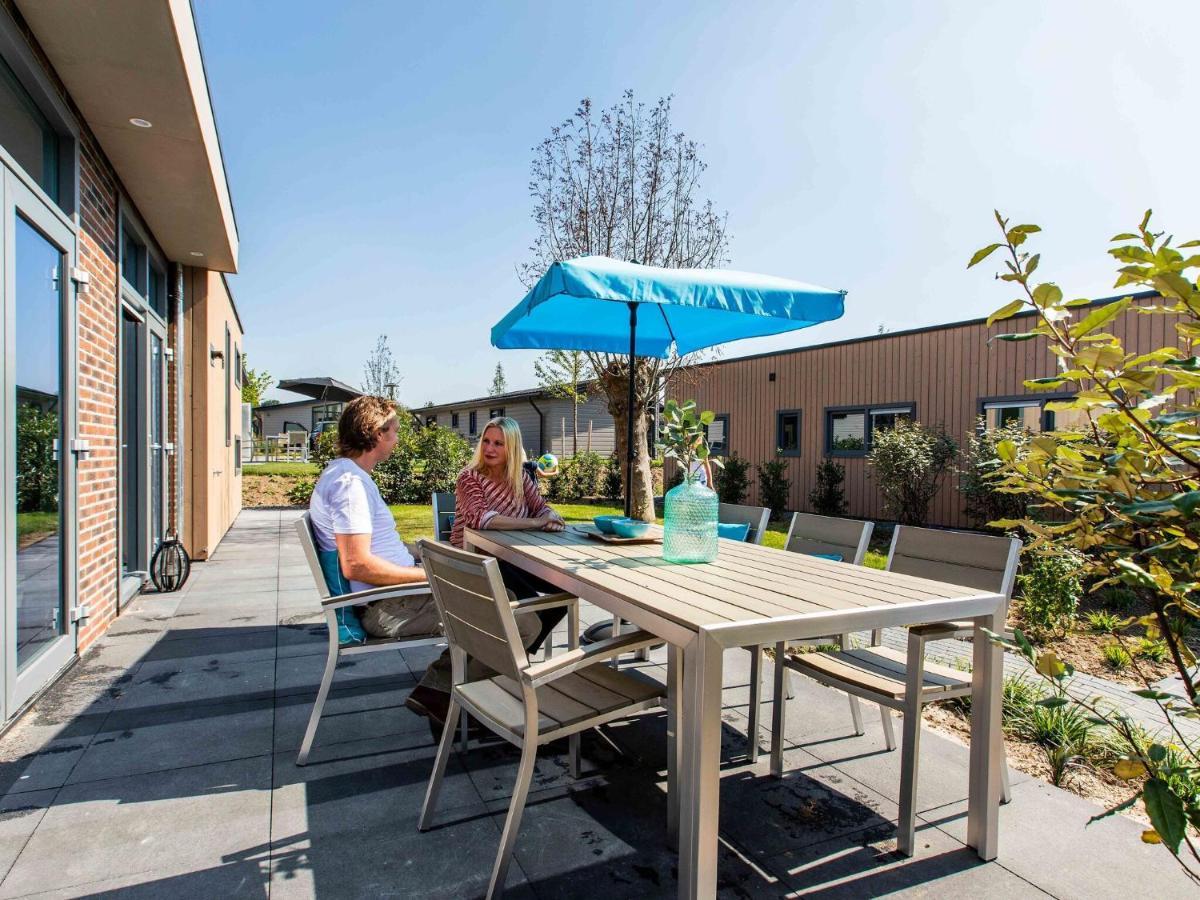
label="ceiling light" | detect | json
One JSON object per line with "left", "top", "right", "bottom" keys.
{"left": 129, "top": 118, "right": 152, "bottom": 128}
{"left": 189, "top": 251, "right": 204, "bottom": 257}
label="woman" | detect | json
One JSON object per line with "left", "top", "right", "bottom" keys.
{"left": 451, "top": 417, "right": 567, "bottom": 651}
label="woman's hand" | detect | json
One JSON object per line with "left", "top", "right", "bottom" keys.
{"left": 539, "top": 515, "right": 565, "bottom": 532}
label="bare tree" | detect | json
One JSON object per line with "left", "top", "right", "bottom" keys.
{"left": 534, "top": 350, "right": 589, "bottom": 455}
{"left": 490, "top": 363, "right": 508, "bottom": 396}
{"left": 361, "top": 335, "right": 402, "bottom": 399}
{"left": 521, "top": 91, "right": 730, "bottom": 517}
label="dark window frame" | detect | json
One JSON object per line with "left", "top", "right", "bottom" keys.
{"left": 468, "top": 411, "right": 477, "bottom": 435}
{"left": 224, "top": 325, "right": 232, "bottom": 447}
{"left": 451, "top": 412, "right": 459, "bottom": 428}
{"left": 824, "top": 402, "right": 916, "bottom": 457}
{"left": 977, "top": 393, "right": 1076, "bottom": 432}
{"left": 776, "top": 409, "right": 802, "bottom": 457}
{"left": 704, "top": 413, "right": 730, "bottom": 458}
{"left": 489, "top": 407, "right": 505, "bottom": 419}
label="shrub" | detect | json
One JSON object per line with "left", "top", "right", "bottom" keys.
{"left": 1102, "top": 643, "right": 1132, "bottom": 671}
{"left": 1098, "top": 586, "right": 1137, "bottom": 613}
{"left": 714, "top": 454, "right": 750, "bottom": 504}
{"left": 412, "top": 424, "right": 472, "bottom": 497}
{"left": 808, "top": 457, "right": 847, "bottom": 516}
{"left": 756, "top": 459, "right": 790, "bottom": 521}
{"left": 958, "top": 418, "right": 1033, "bottom": 529}
{"left": 602, "top": 454, "right": 624, "bottom": 500}
{"left": 1017, "top": 548, "right": 1085, "bottom": 637}
{"left": 547, "top": 451, "right": 607, "bottom": 501}
{"left": 286, "top": 477, "right": 316, "bottom": 506}
{"left": 1085, "top": 610, "right": 1122, "bottom": 634}
{"left": 866, "top": 420, "right": 957, "bottom": 526}
{"left": 310, "top": 429, "right": 338, "bottom": 470}
{"left": 1135, "top": 638, "right": 1170, "bottom": 663}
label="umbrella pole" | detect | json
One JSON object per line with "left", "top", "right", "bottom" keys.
{"left": 625, "top": 301, "right": 638, "bottom": 518}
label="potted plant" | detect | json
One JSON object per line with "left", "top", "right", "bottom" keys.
{"left": 658, "top": 399, "right": 723, "bottom": 563}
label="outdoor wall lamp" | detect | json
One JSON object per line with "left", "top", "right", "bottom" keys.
{"left": 210, "top": 345, "right": 224, "bottom": 367}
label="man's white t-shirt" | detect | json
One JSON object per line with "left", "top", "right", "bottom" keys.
{"left": 309, "top": 457, "right": 415, "bottom": 593}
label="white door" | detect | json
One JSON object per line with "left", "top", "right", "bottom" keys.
{"left": 2, "top": 167, "right": 78, "bottom": 716}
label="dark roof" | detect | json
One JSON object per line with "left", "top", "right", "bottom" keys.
{"left": 251, "top": 397, "right": 321, "bottom": 412}
{"left": 422, "top": 380, "right": 601, "bottom": 414}
{"left": 697, "top": 290, "right": 1160, "bottom": 369}
{"left": 276, "top": 377, "right": 362, "bottom": 402}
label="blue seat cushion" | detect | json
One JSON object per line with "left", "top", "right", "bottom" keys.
{"left": 317, "top": 549, "right": 367, "bottom": 645}
{"left": 810, "top": 552, "right": 844, "bottom": 562}
{"left": 717, "top": 522, "right": 752, "bottom": 542}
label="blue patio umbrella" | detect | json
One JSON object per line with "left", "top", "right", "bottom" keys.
{"left": 492, "top": 256, "right": 845, "bottom": 516}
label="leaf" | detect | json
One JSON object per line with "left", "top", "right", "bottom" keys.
{"left": 1070, "top": 297, "right": 1131, "bottom": 339}
{"left": 1148, "top": 743, "right": 1168, "bottom": 763}
{"left": 1010, "top": 224, "right": 1042, "bottom": 235}
{"left": 1036, "top": 696, "right": 1069, "bottom": 708}
{"left": 992, "top": 332, "right": 1039, "bottom": 342}
{"left": 1111, "top": 233, "right": 1139, "bottom": 241}
{"left": 1114, "top": 758, "right": 1148, "bottom": 780}
{"left": 1026, "top": 254, "right": 1039, "bottom": 276}
{"left": 987, "top": 299, "right": 1025, "bottom": 326}
{"left": 1140, "top": 208, "right": 1153, "bottom": 231}
{"left": 1088, "top": 794, "right": 1139, "bottom": 824}
{"left": 1179, "top": 239, "right": 1200, "bottom": 248}
{"left": 1013, "top": 628, "right": 1036, "bottom": 662}
{"left": 1142, "top": 779, "right": 1187, "bottom": 854}
{"left": 1063, "top": 297, "right": 1093, "bottom": 307}
{"left": 1141, "top": 829, "right": 1162, "bottom": 845}
{"left": 1172, "top": 491, "right": 1200, "bottom": 516}
{"left": 1031, "top": 283, "right": 1063, "bottom": 308}
{"left": 1131, "top": 689, "right": 1176, "bottom": 701}
{"left": 1035, "top": 651, "right": 1067, "bottom": 678}
{"left": 969, "top": 244, "right": 1003, "bottom": 268}
{"left": 699, "top": 410, "right": 715, "bottom": 425}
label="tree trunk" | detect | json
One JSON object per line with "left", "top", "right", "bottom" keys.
{"left": 599, "top": 361, "right": 655, "bottom": 520}
{"left": 572, "top": 402, "right": 578, "bottom": 456}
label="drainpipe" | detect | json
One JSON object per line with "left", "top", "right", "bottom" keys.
{"left": 171, "top": 263, "right": 185, "bottom": 537}
{"left": 528, "top": 397, "right": 545, "bottom": 457}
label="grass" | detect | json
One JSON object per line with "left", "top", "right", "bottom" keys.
{"left": 1102, "top": 642, "right": 1132, "bottom": 670}
{"left": 388, "top": 500, "right": 626, "bottom": 541}
{"left": 1085, "top": 610, "right": 1122, "bottom": 633}
{"left": 17, "top": 511, "right": 58, "bottom": 539}
{"left": 243, "top": 462, "right": 320, "bottom": 477}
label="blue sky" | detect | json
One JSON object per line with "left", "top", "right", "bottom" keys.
{"left": 193, "top": 0, "right": 1199, "bottom": 406}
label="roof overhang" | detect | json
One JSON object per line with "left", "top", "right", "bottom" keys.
{"left": 16, "top": 0, "right": 238, "bottom": 271}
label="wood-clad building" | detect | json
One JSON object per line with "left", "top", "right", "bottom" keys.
{"left": 680, "top": 291, "right": 1175, "bottom": 529}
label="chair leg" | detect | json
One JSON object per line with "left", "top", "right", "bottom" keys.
{"left": 785, "top": 668, "right": 796, "bottom": 701}
{"left": 488, "top": 737, "right": 539, "bottom": 899}
{"left": 1001, "top": 756, "right": 1011, "bottom": 804}
{"left": 569, "top": 733, "right": 581, "bottom": 780}
{"left": 747, "top": 645, "right": 762, "bottom": 763}
{"left": 847, "top": 694, "right": 864, "bottom": 736}
{"left": 897, "top": 631, "right": 927, "bottom": 857}
{"left": 459, "top": 708, "right": 469, "bottom": 754}
{"left": 419, "top": 697, "right": 461, "bottom": 831}
{"left": 880, "top": 705, "right": 897, "bottom": 751}
{"left": 770, "top": 642, "right": 787, "bottom": 777}
{"left": 297, "top": 634, "right": 339, "bottom": 766}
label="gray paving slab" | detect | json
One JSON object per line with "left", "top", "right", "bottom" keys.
{"left": 0, "top": 756, "right": 272, "bottom": 899}
{"left": 271, "top": 678, "right": 429, "bottom": 755}
{"left": 0, "top": 790, "right": 54, "bottom": 886}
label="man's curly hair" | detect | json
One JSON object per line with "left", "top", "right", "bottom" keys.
{"left": 336, "top": 396, "right": 398, "bottom": 457}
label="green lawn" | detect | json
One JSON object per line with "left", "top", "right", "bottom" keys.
{"left": 243, "top": 462, "right": 320, "bottom": 477}
{"left": 17, "top": 511, "right": 58, "bottom": 539}
{"left": 390, "top": 501, "right": 888, "bottom": 569}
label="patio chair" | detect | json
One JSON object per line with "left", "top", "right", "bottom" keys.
{"left": 771, "top": 525, "right": 1021, "bottom": 856}
{"left": 745, "top": 512, "right": 874, "bottom": 762}
{"left": 417, "top": 539, "right": 665, "bottom": 900}
{"left": 285, "top": 429, "right": 308, "bottom": 461}
{"left": 718, "top": 501, "right": 771, "bottom": 544}
{"left": 431, "top": 491, "right": 455, "bottom": 542}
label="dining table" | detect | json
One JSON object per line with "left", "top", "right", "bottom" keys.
{"left": 463, "top": 525, "right": 1007, "bottom": 899}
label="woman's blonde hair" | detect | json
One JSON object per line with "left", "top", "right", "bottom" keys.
{"left": 469, "top": 417, "right": 527, "bottom": 500}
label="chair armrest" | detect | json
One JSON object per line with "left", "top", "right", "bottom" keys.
{"left": 909, "top": 622, "right": 964, "bottom": 641}
{"left": 510, "top": 592, "right": 577, "bottom": 615}
{"left": 321, "top": 582, "right": 431, "bottom": 610}
{"left": 522, "top": 628, "right": 658, "bottom": 687}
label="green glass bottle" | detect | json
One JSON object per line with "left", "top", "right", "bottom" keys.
{"left": 662, "top": 477, "right": 718, "bottom": 563}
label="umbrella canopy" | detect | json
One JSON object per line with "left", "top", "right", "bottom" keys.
{"left": 491, "top": 256, "right": 845, "bottom": 358}
{"left": 276, "top": 377, "right": 361, "bottom": 403}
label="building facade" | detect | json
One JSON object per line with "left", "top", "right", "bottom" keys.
{"left": 682, "top": 292, "right": 1173, "bottom": 529}
{"left": 0, "top": 0, "right": 242, "bottom": 722}
{"left": 421, "top": 386, "right": 618, "bottom": 459}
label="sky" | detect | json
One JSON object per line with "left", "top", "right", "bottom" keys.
{"left": 192, "top": 0, "right": 1200, "bottom": 407}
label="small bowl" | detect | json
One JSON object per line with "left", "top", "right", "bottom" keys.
{"left": 593, "top": 515, "right": 623, "bottom": 534}
{"left": 611, "top": 518, "right": 651, "bottom": 539}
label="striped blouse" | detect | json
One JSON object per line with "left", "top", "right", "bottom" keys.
{"left": 450, "top": 467, "right": 556, "bottom": 548}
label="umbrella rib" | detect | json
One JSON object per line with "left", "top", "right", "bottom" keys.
{"left": 657, "top": 303, "right": 678, "bottom": 350}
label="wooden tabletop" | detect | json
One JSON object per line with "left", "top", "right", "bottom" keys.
{"left": 464, "top": 527, "right": 1005, "bottom": 649}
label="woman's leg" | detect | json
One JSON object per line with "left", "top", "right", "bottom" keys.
{"left": 497, "top": 560, "right": 568, "bottom": 653}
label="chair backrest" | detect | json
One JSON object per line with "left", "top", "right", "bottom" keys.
{"left": 783, "top": 512, "right": 874, "bottom": 564}
{"left": 294, "top": 511, "right": 334, "bottom": 600}
{"left": 287, "top": 430, "right": 307, "bottom": 448}
{"left": 419, "top": 539, "right": 526, "bottom": 681}
{"left": 432, "top": 492, "right": 456, "bottom": 543}
{"left": 887, "top": 525, "right": 1021, "bottom": 599}
{"left": 718, "top": 502, "right": 771, "bottom": 545}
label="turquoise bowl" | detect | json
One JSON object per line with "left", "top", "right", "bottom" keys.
{"left": 611, "top": 518, "right": 651, "bottom": 539}
{"left": 593, "top": 515, "right": 623, "bottom": 535}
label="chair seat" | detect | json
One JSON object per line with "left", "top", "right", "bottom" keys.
{"left": 786, "top": 645, "right": 970, "bottom": 702}
{"left": 456, "top": 666, "right": 664, "bottom": 738}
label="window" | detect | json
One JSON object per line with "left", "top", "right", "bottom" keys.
{"left": 982, "top": 399, "right": 1041, "bottom": 431}
{"left": 451, "top": 412, "right": 459, "bottom": 428}
{"left": 704, "top": 414, "right": 729, "bottom": 457}
{"left": 311, "top": 402, "right": 341, "bottom": 431}
{"left": 776, "top": 409, "right": 802, "bottom": 457}
{"left": 234, "top": 437, "right": 242, "bottom": 473}
{"left": 233, "top": 344, "right": 242, "bottom": 388}
{"left": 426, "top": 415, "right": 436, "bottom": 427}
{"left": 825, "top": 404, "right": 914, "bottom": 456}
{"left": 489, "top": 407, "right": 505, "bottom": 419}
{"left": 469, "top": 411, "right": 477, "bottom": 435}
{"left": 224, "top": 326, "right": 231, "bottom": 447}
{"left": 120, "top": 216, "right": 167, "bottom": 317}
{"left": 0, "top": 54, "right": 60, "bottom": 202}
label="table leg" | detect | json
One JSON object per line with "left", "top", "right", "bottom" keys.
{"left": 679, "top": 631, "right": 723, "bottom": 900}
{"left": 967, "top": 610, "right": 1003, "bottom": 859}
{"left": 667, "top": 643, "right": 682, "bottom": 847}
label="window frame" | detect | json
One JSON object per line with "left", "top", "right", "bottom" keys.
{"left": 489, "top": 407, "right": 505, "bottom": 419}
{"left": 451, "top": 412, "right": 459, "bottom": 429}
{"left": 118, "top": 209, "right": 168, "bottom": 323}
{"left": 224, "top": 325, "right": 232, "bottom": 447}
{"left": 468, "top": 411, "right": 477, "bottom": 435}
{"left": 775, "top": 409, "right": 802, "bottom": 458}
{"left": 824, "top": 402, "right": 916, "bottom": 457}
{"left": 977, "top": 394, "right": 1076, "bottom": 432}
{"left": 704, "top": 413, "right": 730, "bottom": 458}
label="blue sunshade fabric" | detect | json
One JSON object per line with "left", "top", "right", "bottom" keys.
{"left": 491, "top": 256, "right": 845, "bottom": 358}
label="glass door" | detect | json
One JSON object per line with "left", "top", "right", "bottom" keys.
{"left": 3, "top": 167, "right": 77, "bottom": 715}
{"left": 119, "top": 309, "right": 143, "bottom": 578}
